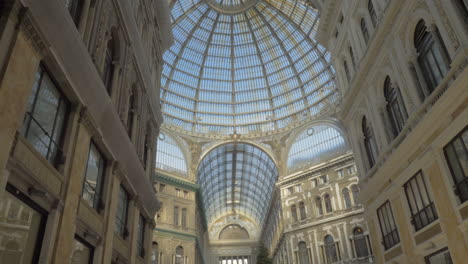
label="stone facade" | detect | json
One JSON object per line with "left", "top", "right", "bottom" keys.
{"left": 317, "top": 0, "right": 468, "bottom": 263}
{"left": 0, "top": 0, "right": 171, "bottom": 263}
{"left": 262, "top": 154, "right": 373, "bottom": 264}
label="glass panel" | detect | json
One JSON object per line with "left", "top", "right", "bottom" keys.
{"left": 82, "top": 143, "right": 106, "bottom": 209}
{"left": 161, "top": 0, "right": 338, "bottom": 134}
{"left": 0, "top": 188, "right": 46, "bottom": 264}
{"left": 426, "top": 248, "right": 453, "bottom": 264}
{"left": 71, "top": 238, "right": 93, "bottom": 264}
{"left": 115, "top": 186, "right": 129, "bottom": 236}
{"left": 156, "top": 133, "right": 188, "bottom": 176}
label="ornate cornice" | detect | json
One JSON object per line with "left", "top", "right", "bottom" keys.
{"left": 154, "top": 227, "right": 197, "bottom": 241}
{"left": 278, "top": 153, "right": 354, "bottom": 186}
{"left": 154, "top": 171, "right": 199, "bottom": 192}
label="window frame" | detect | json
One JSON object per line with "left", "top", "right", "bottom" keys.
{"left": 299, "top": 202, "right": 306, "bottom": 220}
{"left": 403, "top": 171, "right": 438, "bottom": 231}
{"left": 443, "top": 126, "right": 468, "bottom": 203}
{"left": 82, "top": 141, "right": 106, "bottom": 211}
{"left": 72, "top": 235, "right": 95, "bottom": 264}
{"left": 136, "top": 214, "right": 146, "bottom": 258}
{"left": 361, "top": 18, "right": 369, "bottom": 43}
{"left": 66, "top": 0, "right": 84, "bottom": 27}
{"left": 377, "top": 201, "right": 400, "bottom": 250}
{"left": 115, "top": 185, "right": 130, "bottom": 238}
{"left": 424, "top": 247, "right": 453, "bottom": 264}
{"left": 174, "top": 206, "right": 179, "bottom": 226}
{"left": 181, "top": 208, "right": 187, "bottom": 228}
{"left": 362, "top": 116, "right": 378, "bottom": 168}
{"left": 22, "top": 64, "right": 70, "bottom": 167}
{"left": 5, "top": 184, "right": 48, "bottom": 264}
{"left": 384, "top": 77, "right": 408, "bottom": 137}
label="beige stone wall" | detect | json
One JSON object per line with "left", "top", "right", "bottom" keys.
{"left": 0, "top": 0, "right": 169, "bottom": 263}
{"left": 318, "top": 0, "right": 468, "bottom": 263}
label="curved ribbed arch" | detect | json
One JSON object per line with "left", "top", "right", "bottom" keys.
{"left": 155, "top": 132, "right": 188, "bottom": 176}
{"left": 197, "top": 143, "right": 278, "bottom": 226}
{"left": 161, "top": 0, "right": 338, "bottom": 135}
{"left": 287, "top": 124, "right": 347, "bottom": 173}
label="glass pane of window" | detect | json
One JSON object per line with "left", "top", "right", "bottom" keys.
{"left": 82, "top": 143, "right": 106, "bottom": 209}
{"left": 0, "top": 186, "right": 47, "bottom": 264}
{"left": 22, "top": 66, "right": 69, "bottom": 165}
{"left": 425, "top": 248, "right": 453, "bottom": 264}
{"left": 115, "top": 186, "right": 129, "bottom": 236}
{"left": 444, "top": 128, "right": 468, "bottom": 202}
{"left": 71, "top": 237, "right": 93, "bottom": 264}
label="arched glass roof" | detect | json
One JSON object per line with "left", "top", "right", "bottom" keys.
{"left": 287, "top": 125, "right": 347, "bottom": 173}
{"left": 197, "top": 143, "right": 278, "bottom": 225}
{"left": 161, "top": 0, "right": 337, "bottom": 135}
{"left": 155, "top": 132, "right": 188, "bottom": 176}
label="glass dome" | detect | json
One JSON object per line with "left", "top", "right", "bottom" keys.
{"left": 161, "top": 0, "right": 338, "bottom": 135}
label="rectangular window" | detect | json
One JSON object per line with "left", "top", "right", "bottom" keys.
{"left": 181, "top": 208, "right": 187, "bottom": 228}
{"left": 321, "top": 175, "right": 328, "bottom": 184}
{"left": 295, "top": 184, "right": 302, "bottom": 192}
{"left": 174, "top": 207, "right": 179, "bottom": 226}
{"left": 183, "top": 190, "right": 188, "bottom": 199}
{"left": 425, "top": 247, "right": 453, "bottom": 264}
{"left": 115, "top": 185, "right": 129, "bottom": 238}
{"left": 71, "top": 236, "right": 94, "bottom": 264}
{"left": 347, "top": 165, "right": 356, "bottom": 175}
{"left": 136, "top": 215, "right": 145, "bottom": 258}
{"left": 65, "top": 0, "right": 84, "bottom": 26}
{"left": 311, "top": 178, "right": 318, "bottom": 188}
{"left": 288, "top": 187, "right": 294, "bottom": 195}
{"left": 443, "top": 127, "right": 468, "bottom": 203}
{"left": 159, "top": 184, "right": 165, "bottom": 193}
{"left": 82, "top": 142, "right": 106, "bottom": 210}
{"left": 22, "top": 65, "right": 69, "bottom": 166}
{"left": 0, "top": 184, "right": 48, "bottom": 264}
{"left": 404, "top": 171, "right": 438, "bottom": 231}
{"left": 337, "top": 169, "right": 344, "bottom": 178}
{"left": 377, "top": 201, "right": 400, "bottom": 250}
{"left": 175, "top": 188, "right": 181, "bottom": 197}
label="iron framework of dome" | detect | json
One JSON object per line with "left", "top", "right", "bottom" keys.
{"left": 161, "top": 0, "right": 338, "bottom": 135}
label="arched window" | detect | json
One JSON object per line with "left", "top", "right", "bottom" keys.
{"left": 175, "top": 246, "right": 184, "bottom": 264}
{"left": 127, "top": 89, "right": 136, "bottom": 137}
{"left": 384, "top": 77, "right": 408, "bottom": 137}
{"left": 316, "top": 197, "right": 323, "bottom": 216}
{"left": 103, "top": 37, "right": 116, "bottom": 94}
{"left": 181, "top": 208, "right": 187, "bottom": 228}
{"left": 351, "top": 185, "right": 360, "bottom": 205}
{"left": 368, "top": 0, "right": 377, "bottom": 26}
{"left": 353, "top": 227, "right": 371, "bottom": 258}
{"left": 361, "top": 18, "right": 369, "bottom": 43}
{"left": 344, "top": 60, "right": 351, "bottom": 81}
{"left": 151, "top": 242, "right": 159, "bottom": 264}
{"left": 343, "top": 188, "right": 351, "bottom": 209}
{"left": 324, "top": 194, "right": 333, "bottom": 213}
{"left": 291, "top": 205, "right": 298, "bottom": 222}
{"left": 156, "top": 132, "right": 188, "bottom": 176}
{"left": 362, "top": 116, "right": 378, "bottom": 168}
{"left": 173, "top": 206, "right": 179, "bottom": 226}
{"left": 299, "top": 202, "right": 306, "bottom": 220}
{"left": 349, "top": 47, "right": 356, "bottom": 69}
{"left": 414, "top": 20, "right": 449, "bottom": 95}
{"left": 298, "top": 241, "right": 310, "bottom": 264}
{"left": 323, "top": 235, "right": 338, "bottom": 263}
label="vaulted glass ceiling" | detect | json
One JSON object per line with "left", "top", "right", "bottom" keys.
{"left": 161, "top": 0, "right": 337, "bottom": 135}
{"left": 197, "top": 143, "right": 278, "bottom": 225}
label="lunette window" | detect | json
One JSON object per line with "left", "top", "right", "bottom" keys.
{"left": 443, "top": 127, "right": 468, "bottom": 203}
{"left": 377, "top": 201, "right": 400, "bottom": 250}
{"left": 82, "top": 142, "right": 106, "bottom": 210}
{"left": 22, "top": 65, "right": 69, "bottom": 166}
{"left": 115, "top": 185, "right": 129, "bottom": 238}
{"left": 404, "top": 171, "right": 438, "bottom": 231}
